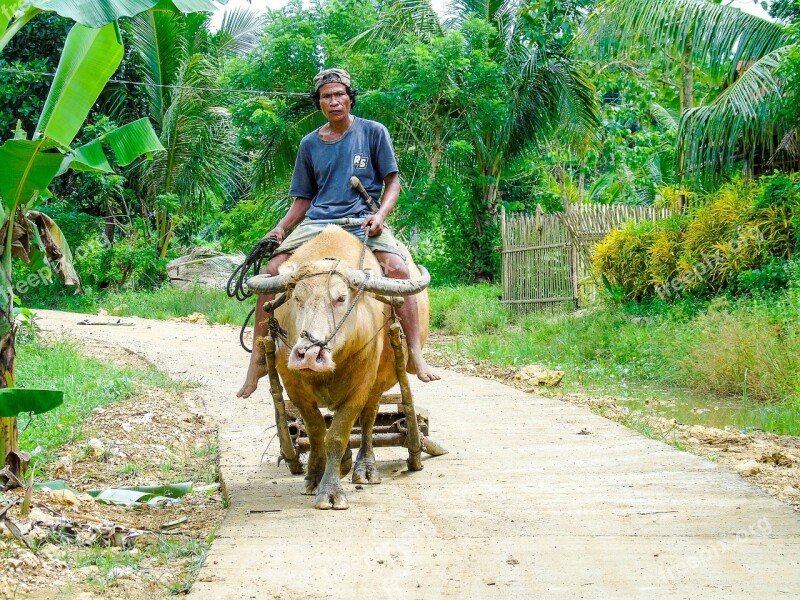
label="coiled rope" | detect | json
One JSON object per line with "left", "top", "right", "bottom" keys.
{"left": 227, "top": 236, "right": 281, "bottom": 353}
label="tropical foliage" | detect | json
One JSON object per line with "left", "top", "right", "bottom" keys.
{"left": 584, "top": 0, "right": 794, "bottom": 181}
{"left": 594, "top": 173, "right": 800, "bottom": 302}
{"left": 0, "top": 0, "right": 231, "bottom": 481}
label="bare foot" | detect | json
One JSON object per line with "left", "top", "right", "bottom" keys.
{"left": 237, "top": 352, "right": 267, "bottom": 398}
{"left": 406, "top": 351, "right": 440, "bottom": 383}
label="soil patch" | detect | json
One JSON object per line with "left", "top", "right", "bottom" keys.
{"left": 427, "top": 337, "right": 800, "bottom": 511}
{"left": 0, "top": 372, "right": 225, "bottom": 598}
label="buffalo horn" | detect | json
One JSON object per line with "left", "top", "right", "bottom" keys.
{"left": 246, "top": 272, "right": 293, "bottom": 294}
{"left": 345, "top": 266, "right": 430, "bottom": 296}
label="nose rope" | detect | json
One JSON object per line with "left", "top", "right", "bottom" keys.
{"left": 269, "top": 236, "right": 371, "bottom": 354}
{"left": 300, "top": 269, "right": 370, "bottom": 351}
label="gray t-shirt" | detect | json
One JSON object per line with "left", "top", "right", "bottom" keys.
{"left": 289, "top": 117, "right": 399, "bottom": 220}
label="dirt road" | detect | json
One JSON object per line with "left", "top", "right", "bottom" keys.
{"left": 38, "top": 310, "right": 800, "bottom": 599}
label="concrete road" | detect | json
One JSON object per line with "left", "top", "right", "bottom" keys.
{"left": 39, "top": 310, "right": 800, "bottom": 599}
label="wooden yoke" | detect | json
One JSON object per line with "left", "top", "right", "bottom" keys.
{"left": 261, "top": 335, "right": 304, "bottom": 475}
{"left": 388, "top": 320, "right": 424, "bottom": 471}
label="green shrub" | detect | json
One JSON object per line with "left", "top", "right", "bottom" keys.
{"left": 593, "top": 220, "right": 656, "bottom": 301}
{"left": 648, "top": 216, "right": 686, "bottom": 287}
{"left": 77, "top": 230, "right": 167, "bottom": 291}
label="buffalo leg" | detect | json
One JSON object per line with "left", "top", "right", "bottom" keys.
{"left": 298, "top": 406, "right": 327, "bottom": 495}
{"left": 352, "top": 396, "right": 381, "bottom": 485}
{"left": 313, "top": 402, "right": 363, "bottom": 510}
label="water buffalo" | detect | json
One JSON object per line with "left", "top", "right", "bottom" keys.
{"left": 247, "top": 225, "right": 431, "bottom": 509}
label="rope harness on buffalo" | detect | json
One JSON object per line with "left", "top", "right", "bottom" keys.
{"left": 292, "top": 260, "right": 371, "bottom": 353}
{"left": 227, "top": 236, "right": 281, "bottom": 353}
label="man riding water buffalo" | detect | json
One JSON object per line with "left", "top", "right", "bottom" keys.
{"left": 237, "top": 68, "right": 440, "bottom": 399}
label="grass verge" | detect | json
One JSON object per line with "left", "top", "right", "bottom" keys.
{"left": 16, "top": 336, "right": 178, "bottom": 466}
{"left": 429, "top": 283, "right": 800, "bottom": 436}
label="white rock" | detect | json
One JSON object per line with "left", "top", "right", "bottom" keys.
{"left": 87, "top": 438, "right": 105, "bottom": 457}
{"left": 735, "top": 461, "right": 761, "bottom": 477}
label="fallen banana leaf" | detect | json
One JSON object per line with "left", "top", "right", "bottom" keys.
{"left": 0, "top": 388, "right": 64, "bottom": 417}
{"left": 86, "top": 481, "right": 192, "bottom": 499}
{"left": 92, "top": 488, "right": 177, "bottom": 507}
{"left": 33, "top": 480, "right": 81, "bottom": 495}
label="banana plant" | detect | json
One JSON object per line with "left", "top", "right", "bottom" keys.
{"left": 0, "top": 0, "right": 229, "bottom": 483}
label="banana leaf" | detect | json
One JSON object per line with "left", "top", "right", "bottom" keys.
{"left": 36, "top": 22, "right": 124, "bottom": 147}
{"left": 0, "top": 388, "right": 64, "bottom": 417}
{"left": 87, "top": 481, "right": 193, "bottom": 498}
{"left": 88, "top": 481, "right": 193, "bottom": 506}
{"left": 0, "top": 1, "right": 24, "bottom": 34}
{"left": 26, "top": 222, "right": 51, "bottom": 274}
{"left": 29, "top": 0, "right": 229, "bottom": 28}
{"left": 102, "top": 117, "right": 164, "bottom": 166}
{"left": 69, "top": 139, "right": 113, "bottom": 173}
{"left": 33, "top": 479, "right": 80, "bottom": 494}
{"left": 0, "top": 139, "right": 64, "bottom": 217}
{"left": 26, "top": 211, "right": 80, "bottom": 285}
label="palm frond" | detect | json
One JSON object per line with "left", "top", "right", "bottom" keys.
{"left": 649, "top": 101, "right": 679, "bottom": 131}
{"left": 349, "top": 0, "right": 443, "bottom": 46}
{"left": 215, "top": 6, "right": 265, "bottom": 57}
{"left": 130, "top": 8, "right": 187, "bottom": 126}
{"left": 448, "top": 0, "right": 518, "bottom": 27}
{"left": 677, "top": 46, "right": 789, "bottom": 178}
{"left": 583, "top": 0, "right": 788, "bottom": 83}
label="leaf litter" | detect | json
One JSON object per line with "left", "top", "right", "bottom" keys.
{"left": 0, "top": 387, "right": 225, "bottom": 598}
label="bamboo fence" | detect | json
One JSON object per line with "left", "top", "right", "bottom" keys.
{"left": 501, "top": 203, "right": 675, "bottom": 313}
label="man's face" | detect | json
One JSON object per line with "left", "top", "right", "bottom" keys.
{"left": 318, "top": 82, "right": 351, "bottom": 124}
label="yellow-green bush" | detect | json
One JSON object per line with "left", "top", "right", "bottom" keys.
{"left": 593, "top": 221, "right": 656, "bottom": 301}
{"left": 593, "top": 174, "right": 800, "bottom": 302}
{"left": 648, "top": 216, "right": 686, "bottom": 287}
{"left": 679, "top": 180, "right": 754, "bottom": 293}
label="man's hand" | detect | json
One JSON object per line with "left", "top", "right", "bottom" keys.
{"left": 265, "top": 225, "right": 286, "bottom": 243}
{"left": 361, "top": 214, "right": 385, "bottom": 237}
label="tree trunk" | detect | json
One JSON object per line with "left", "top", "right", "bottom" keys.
{"left": 0, "top": 314, "right": 18, "bottom": 472}
{"left": 680, "top": 33, "right": 694, "bottom": 113}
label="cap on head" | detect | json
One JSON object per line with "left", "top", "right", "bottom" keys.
{"left": 313, "top": 68, "right": 352, "bottom": 92}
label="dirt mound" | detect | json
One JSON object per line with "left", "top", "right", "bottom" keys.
{"left": 0, "top": 389, "right": 225, "bottom": 598}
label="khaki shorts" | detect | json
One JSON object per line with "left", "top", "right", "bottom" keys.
{"left": 272, "top": 218, "right": 407, "bottom": 262}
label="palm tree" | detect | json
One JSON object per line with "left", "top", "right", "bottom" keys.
{"left": 128, "top": 4, "right": 263, "bottom": 257}
{"left": 0, "top": 0, "right": 221, "bottom": 482}
{"left": 351, "top": 0, "right": 598, "bottom": 277}
{"left": 583, "top": 0, "right": 792, "bottom": 180}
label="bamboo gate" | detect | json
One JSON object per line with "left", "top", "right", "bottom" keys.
{"left": 500, "top": 204, "right": 674, "bottom": 312}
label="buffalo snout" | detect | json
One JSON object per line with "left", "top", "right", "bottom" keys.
{"left": 288, "top": 341, "right": 334, "bottom": 372}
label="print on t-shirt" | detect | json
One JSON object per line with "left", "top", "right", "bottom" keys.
{"left": 352, "top": 153, "right": 369, "bottom": 169}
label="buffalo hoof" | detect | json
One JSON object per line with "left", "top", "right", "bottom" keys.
{"left": 313, "top": 480, "right": 349, "bottom": 510}
{"left": 303, "top": 470, "right": 324, "bottom": 495}
{"left": 352, "top": 458, "right": 381, "bottom": 485}
{"left": 340, "top": 447, "right": 353, "bottom": 478}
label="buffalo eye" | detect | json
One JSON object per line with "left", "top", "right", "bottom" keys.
{"left": 335, "top": 295, "right": 346, "bottom": 304}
